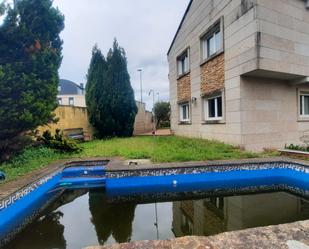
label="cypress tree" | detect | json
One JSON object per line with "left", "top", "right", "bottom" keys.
{"left": 0, "top": 0, "right": 64, "bottom": 157}
{"left": 86, "top": 45, "right": 108, "bottom": 136}
{"left": 86, "top": 40, "right": 137, "bottom": 138}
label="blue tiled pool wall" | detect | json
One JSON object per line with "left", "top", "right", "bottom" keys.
{"left": 0, "top": 171, "right": 63, "bottom": 247}
{"left": 0, "top": 169, "right": 62, "bottom": 211}
{"left": 0, "top": 160, "right": 308, "bottom": 247}
{"left": 105, "top": 162, "right": 309, "bottom": 200}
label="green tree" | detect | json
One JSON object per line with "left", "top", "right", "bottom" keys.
{"left": 86, "top": 45, "right": 108, "bottom": 134}
{"left": 0, "top": 1, "right": 7, "bottom": 16}
{"left": 0, "top": 0, "right": 64, "bottom": 159}
{"left": 154, "top": 101, "right": 170, "bottom": 128}
{"left": 86, "top": 40, "right": 137, "bottom": 138}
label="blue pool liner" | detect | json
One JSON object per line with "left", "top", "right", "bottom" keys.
{"left": 105, "top": 169, "right": 309, "bottom": 197}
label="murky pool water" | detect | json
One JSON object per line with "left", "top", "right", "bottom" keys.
{"left": 4, "top": 190, "right": 309, "bottom": 249}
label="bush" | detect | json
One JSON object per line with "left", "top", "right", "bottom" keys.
{"left": 39, "top": 129, "right": 82, "bottom": 153}
{"left": 285, "top": 143, "right": 309, "bottom": 152}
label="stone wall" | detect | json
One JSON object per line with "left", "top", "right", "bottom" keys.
{"left": 177, "top": 73, "right": 191, "bottom": 102}
{"left": 201, "top": 53, "right": 225, "bottom": 96}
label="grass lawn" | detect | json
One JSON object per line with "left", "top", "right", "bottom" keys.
{"left": 0, "top": 136, "right": 278, "bottom": 182}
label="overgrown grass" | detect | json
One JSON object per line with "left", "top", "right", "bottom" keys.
{"left": 0, "top": 136, "right": 278, "bottom": 182}
{"left": 0, "top": 147, "right": 70, "bottom": 182}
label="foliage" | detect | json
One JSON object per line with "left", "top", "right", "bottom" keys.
{"left": 285, "top": 144, "right": 309, "bottom": 152}
{"left": 86, "top": 40, "right": 137, "bottom": 138}
{"left": 0, "top": 134, "right": 33, "bottom": 162}
{"left": 0, "top": 0, "right": 7, "bottom": 16}
{"left": 39, "top": 129, "right": 82, "bottom": 153}
{"left": 0, "top": 0, "right": 64, "bottom": 157}
{"left": 0, "top": 136, "right": 278, "bottom": 182}
{"left": 154, "top": 101, "right": 170, "bottom": 128}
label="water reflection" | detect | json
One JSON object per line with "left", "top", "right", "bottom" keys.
{"left": 88, "top": 190, "right": 136, "bottom": 244}
{"left": 172, "top": 192, "right": 309, "bottom": 237}
{"left": 5, "top": 211, "right": 66, "bottom": 249}
{"left": 3, "top": 190, "right": 309, "bottom": 249}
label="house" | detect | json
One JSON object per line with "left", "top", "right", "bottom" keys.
{"left": 168, "top": 0, "right": 309, "bottom": 151}
{"left": 57, "top": 79, "right": 86, "bottom": 107}
{"left": 172, "top": 193, "right": 308, "bottom": 236}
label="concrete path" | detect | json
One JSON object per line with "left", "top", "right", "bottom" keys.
{"left": 137, "top": 128, "right": 172, "bottom": 136}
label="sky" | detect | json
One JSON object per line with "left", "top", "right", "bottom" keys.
{"left": 51, "top": 0, "right": 189, "bottom": 110}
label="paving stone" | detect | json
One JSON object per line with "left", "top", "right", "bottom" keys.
{"left": 84, "top": 220, "right": 309, "bottom": 249}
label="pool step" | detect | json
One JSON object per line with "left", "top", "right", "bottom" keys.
{"left": 59, "top": 166, "right": 106, "bottom": 189}
{"left": 62, "top": 166, "right": 105, "bottom": 178}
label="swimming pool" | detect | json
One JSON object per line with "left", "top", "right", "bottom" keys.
{"left": 3, "top": 190, "right": 309, "bottom": 249}
{"left": 0, "top": 159, "right": 308, "bottom": 248}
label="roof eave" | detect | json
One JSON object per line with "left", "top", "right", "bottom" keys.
{"left": 167, "top": 0, "right": 193, "bottom": 56}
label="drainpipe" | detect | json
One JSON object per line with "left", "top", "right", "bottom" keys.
{"left": 306, "top": 0, "right": 309, "bottom": 9}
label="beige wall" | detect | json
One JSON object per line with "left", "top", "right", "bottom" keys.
{"left": 168, "top": 0, "right": 309, "bottom": 151}
{"left": 133, "top": 101, "right": 154, "bottom": 135}
{"left": 240, "top": 77, "right": 309, "bottom": 151}
{"left": 38, "top": 106, "right": 94, "bottom": 139}
{"left": 39, "top": 102, "right": 153, "bottom": 139}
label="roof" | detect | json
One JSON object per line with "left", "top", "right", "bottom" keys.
{"left": 167, "top": 0, "right": 193, "bottom": 56}
{"left": 59, "top": 79, "right": 84, "bottom": 95}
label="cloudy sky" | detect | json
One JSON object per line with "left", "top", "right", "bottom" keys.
{"left": 52, "top": 0, "right": 189, "bottom": 110}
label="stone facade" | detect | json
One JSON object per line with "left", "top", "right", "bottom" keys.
{"left": 177, "top": 73, "right": 191, "bottom": 102}
{"left": 201, "top": 53, "right": 225, "bottom": 96}
{"left": 168, "top": 0, "right": 309, "bottom": 151}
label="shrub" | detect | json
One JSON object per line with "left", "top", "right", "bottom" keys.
{"left": 285, "top": 143, "right": 309, "bottom": 152}
{"left": 39, "top": 129, "right": 82, "bottom": 153}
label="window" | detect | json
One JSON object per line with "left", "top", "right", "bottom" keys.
{"left": 177, "top": 50, "right": 189, "bottom": 76}
{"left": 179, "top": 103, "right": 190, "bottom": 122}
{"left": 204, "top": 94, "right": 223, "bottom": 121}
{"left": 300, "top": 92, "right": 309, "bottom": 117}
{"left": 57, "top": 98, "right": 62, "bottom": 105}
{"left": 201, "top": 23, "right": 222, "bottom": 60}
{"left": 69, "top": 97, "right": 74, "bottom": 106}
